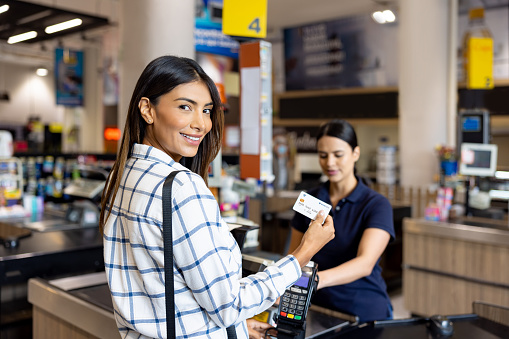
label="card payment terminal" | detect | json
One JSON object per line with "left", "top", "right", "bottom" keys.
{"left": 275, "top": 261, "right": 318, "bottom": 338}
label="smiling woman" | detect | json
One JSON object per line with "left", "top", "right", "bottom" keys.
{"left": 139, "top": 81, "right": 214, "bottom": 162}
{"left": 99, "top": 55, "right": 336, "bottom": 339}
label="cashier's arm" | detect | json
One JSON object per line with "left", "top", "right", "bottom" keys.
{"left": 288, "top": 228, "right": 390, "bottom": 289}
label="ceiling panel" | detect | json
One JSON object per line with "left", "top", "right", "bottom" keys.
{"left": 0, "top": 0, "right": 109, "bottom": 44}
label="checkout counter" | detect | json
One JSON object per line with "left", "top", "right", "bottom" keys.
{"left": 0, "top": 170, "right": 106, "bottom": 337}
{"left": 28, "top": 271, "right": 355, "bottom": 339}
{"left": 27, "top": 262, "right": 509, "bottom": 339}
{"left": 26, "top": 222, "right": 357, "bottom": 339}
{"left": 4, "top": 158, "right": 507, "bottom": 338}
{"left": 0, "top": 212, "right": 104, "bottom": 338}
{"left": 6, "top": 197, "right": 509, "bottom": 338}
{"left": 403, "top": 216, "right": 509, "bottom": 317}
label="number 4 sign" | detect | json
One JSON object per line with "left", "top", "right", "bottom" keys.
{"left": 222, "top": 0, "right": 267, "bottom": 38}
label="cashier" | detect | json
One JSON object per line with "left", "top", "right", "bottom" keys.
{"left": 288, "top": 119, "right": 395, "bottom": 323}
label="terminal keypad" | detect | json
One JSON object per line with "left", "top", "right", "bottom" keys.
{"left": 279, "top": 287, "right": 308, "bottom": 321}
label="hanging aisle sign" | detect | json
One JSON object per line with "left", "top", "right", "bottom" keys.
{"left": 222, "top": 0, "right": 267, "bottom": 38}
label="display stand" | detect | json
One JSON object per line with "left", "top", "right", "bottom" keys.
{"left": 239, "top": 40, "right": 273, "bottom": 182}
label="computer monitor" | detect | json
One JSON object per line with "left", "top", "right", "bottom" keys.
{"left": 459, "top": 143, "right": 498, "bottom": 177}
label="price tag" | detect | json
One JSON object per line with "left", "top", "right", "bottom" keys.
{"left": 222, "top": 0, "right": 267, "bottom": 38}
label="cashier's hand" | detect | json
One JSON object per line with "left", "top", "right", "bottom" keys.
{"left": 291, "top": 210, "right": 335, "bottom": 268}
{"left": 246, "top": 319, "right": 275, "bottom": 339}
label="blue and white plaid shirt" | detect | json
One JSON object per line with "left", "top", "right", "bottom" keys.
{"left": 104, "top": 144, "right": 301, "bottom": 338}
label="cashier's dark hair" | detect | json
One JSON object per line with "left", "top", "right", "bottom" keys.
{"left": 100, "top": 55, "right": 223, "bottom": 230}
{"left": 316, "top": 119, "right": 358, "bottom": 151}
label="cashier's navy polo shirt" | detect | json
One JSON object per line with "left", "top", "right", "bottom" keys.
{"left": 291, "top": 178, "right": 395, "bottom": 322}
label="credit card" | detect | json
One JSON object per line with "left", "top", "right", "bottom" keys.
{"left": 292, "top": 191, "right": 332, "bottom": 224}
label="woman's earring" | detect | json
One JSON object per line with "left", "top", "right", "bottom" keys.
{"left": 147, "top": 119, "right": 152, "bottom": 124}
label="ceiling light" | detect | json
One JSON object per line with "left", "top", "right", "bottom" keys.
{"left": 36, "top": 68, "right": 48, "bottom": 77}
{"left": 371, "top": 9, "right": 396, "bottom": 24}
{"left": 372, "top": 11, "right": 386, "bottom": 24}
{"left": 382, "top": 10, "right": 396, "bottom": 23}
{"left": 45, "top": 18, "right": 82, "bottom": 34}
{"left": 0, "top": 4, "right": 9, "bottom": 14}
{"left": 7, "top": 31, "right": 37, "bottom": 44}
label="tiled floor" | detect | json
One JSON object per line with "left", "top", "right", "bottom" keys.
{"left": 389, "top": 289, "right": 412, "bottom": 319}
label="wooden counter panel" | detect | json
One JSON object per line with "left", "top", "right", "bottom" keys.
{"left": 403, "top": 269, "right": 509, "bottom": 317}
{"left": 33, "top": 306, "right": 100, "bottom": 339}
{"left": 473, "top": 301, "right": 509, "bottom": 326}
{"left": 28, "top": 278, "right": 118, "bottom": 339}
{"left": 403, "top": 217, "right": 509, "bottom": 316}
{"left": 403, "top": 232, "right": 509, "bottom": 286}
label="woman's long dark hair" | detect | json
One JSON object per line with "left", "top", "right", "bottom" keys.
{"left": 316, "top": 119, "right": 358, "bottom": 151}
{"left": 100, "top": 55, "right": 224, "bottom": 229}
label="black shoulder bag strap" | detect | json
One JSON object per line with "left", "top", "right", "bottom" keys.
{"left": 162, "top": 170, "right": 237, "bottom": 339}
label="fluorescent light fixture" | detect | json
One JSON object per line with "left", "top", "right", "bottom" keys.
{"left": 45, "top": 18, "right": 82, "bottom": 34}
{"left": 0, "top": 4, "right": 9, "bottom": 14}
{"left": 7, "top": 31, "right": 37, "bottom": 44}
{"left": 372, "top": 9, "right": 396, "bottom": 24}
{"left": 36, "top": 68, "right": 48, "bottom": 77}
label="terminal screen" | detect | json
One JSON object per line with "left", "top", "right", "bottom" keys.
{"left": 459, "top": 143, "right": 498, "bottom": 177}
{"left": 462, "top": 116, "right": 481, "bottom": 132}
{"left": 294, "top": 270, "right": 311, "bottom": 288}
{"left": 465, "top": 150, "right": 492, "bottom": 169}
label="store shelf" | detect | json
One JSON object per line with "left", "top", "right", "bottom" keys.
{"left": 492, "top": 116, "right": 509, "bottom": 134}
{"left": 275, "top": 86, "right": 399, "bottom": 98}
{"left": 273, "top": 117, "right": 398, "bottom": 127}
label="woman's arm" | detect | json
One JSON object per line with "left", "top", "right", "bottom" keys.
{"left": 288, "top": 228, "right": 304, "bottom": 254}
{"left": 173, "top": 178, "right": 334, "bottom": 329}
{"left": 316, "top": 228, "right": 390, "bottom": 289}
{"left": 290, "top": 212, "right": 334, "bottom": 268}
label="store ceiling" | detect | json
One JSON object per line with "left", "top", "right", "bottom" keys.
{"left": 267, "top": 0, "right": 388, "bottom": 31}
{"left": 1, "top": 0, "right": 506, "bottom": 46}
{"left": 0, "top": 0, "right": 109, "bottom": 44}
{"left": 266, "top": 0, "right": 509, "bottom": 32}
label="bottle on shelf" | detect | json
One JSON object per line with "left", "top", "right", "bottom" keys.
{"left": 461, "top": 6, "right": 493, "bottom": 88}
{"left": 35, "top": 156, "right": 43, "bottom": 180}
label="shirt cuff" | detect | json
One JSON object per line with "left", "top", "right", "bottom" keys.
{"left": 274, "top": 255, "right": 302, "bottom": 289}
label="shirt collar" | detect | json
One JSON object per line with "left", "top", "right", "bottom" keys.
{"left": 321, "top": 176, "right": 368, "bottom": 203}
{"left": 131, "top": 143, "right": 187, "bottom": 171}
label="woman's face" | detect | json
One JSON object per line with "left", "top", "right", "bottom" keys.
{"left": 317, "top": 135, "right": 360, "bottom": 183}
{"left": 141, "top": 81, "right": 213, "bottom": 162}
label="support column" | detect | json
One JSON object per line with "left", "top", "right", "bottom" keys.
{"left": 118, "top": 0, "right": 195, "bottom": 133}
{"left": 81, "top": 45, "right": 103, "bottom": 153}
{"left": 398, "top": 0, "right": 450, "bottom": 187}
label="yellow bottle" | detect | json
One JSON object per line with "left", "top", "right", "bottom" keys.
{"left": 461, "top": 7, "right": 494, "bottom": 88}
